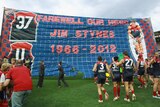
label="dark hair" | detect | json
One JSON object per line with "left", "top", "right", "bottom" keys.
{"left": 114, "top": 56, "right": 118, "bottom": 61}
{"left": 97, "top": 56, "right": 102, "bottom": 61}
{"left": 123, "top": 51, "right": 129, "bottom": 56}
{"left": 16, "top": 59, "right": 23, "bottom": 66}
{"left": 59, "top": 61, "right": 62, "bottom": 65}
{"left": 3, "top": 56, "right": 8, "bottom": 59}
{"left": 40, "top": 60, "right": 44, "bottom": 65}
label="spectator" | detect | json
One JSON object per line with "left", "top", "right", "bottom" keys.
{"left": 3, "top": 56, "right": 9, "bottom": 63}
{"left": 24, "top": 57, "right": 32, "bottom": 70}
{"left": 1, "top": 59, "right": 32, "bottom": 107}
{"left": 11, "top": 58, "right": 16, "bottom": 68}
{"left": 0, "top": 63, "right": 11, "bottom": 106}
{"left": 37, "top": 61, "right": 45, "bottom": 88}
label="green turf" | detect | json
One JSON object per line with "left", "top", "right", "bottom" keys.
{"left": 23, "top": 77, "right": 160, "bottom": 107}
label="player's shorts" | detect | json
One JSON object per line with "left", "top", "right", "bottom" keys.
{"left": 0, "top": 91, "right": 4, "bottom": 100}
{"left": 138, "top": 69, "right": 145, "bottom": 76}
{"left": 97, "top": 78, "right": 106, "bottom": 84}
{"left": 112, "top": 73, "right": 121, "bottom": 82}
{"left": 153, "top": 71, "right": 160, "bottom": 78}
{"left": 123, "top": 70, "right": 133, "bottom": 82}
{"left": 147, "top": 68, "right": 153, "bottom": 75}
{"left": 94, "top": 72, "right": 97, "bottom": 77}
{"left": 97, "top": 73, "right": 106, "bottom": 84}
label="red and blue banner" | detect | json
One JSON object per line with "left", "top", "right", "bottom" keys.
{"left": 0, "top": 8, "right": 157, "bottom": 78}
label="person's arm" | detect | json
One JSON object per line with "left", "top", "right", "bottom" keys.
{"left": 39, "top": 66, "right": 43, "bottom": 76}
{"left": 0, "top": 75, "right": 3, "bottom": 91}
{"left": 109, "top": 64, "right": 114, "bottom": 78}
{"left": 136, "top": 61, "right": 139, "bottom": 72}
{"left": 106, "top": 63, "right": 111, "bottom": 73}
{"left": 3, "top": 79, "right": 11, "bottom": 87}
{"left": 2, "top": 69, "right": 12, "bottom": 87}
{"left": 144, "top": 62, "right": 148, "bottom": 74}
{"left": 0, "top": 73, "right": 5, "bottom": 83}
{"left": 149, "top": 57, "right": 155, "bottom": 65}
{"left": 133, "top": 62, "right": 137, "bottom": 73}
{"left": 92, "top": 63, "right": 97, "bottom": 72}
{"left": 113, "top": 58, "right": 123, "bottom": 66}
{"left": 0, "top": 83, "right": 2, "bottom": 91}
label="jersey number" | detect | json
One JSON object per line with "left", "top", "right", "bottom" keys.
{"left": 125, "top": 59, "right": 133, "bottom": 67}
{"left": 100, "top": 63, "right": 104, "bottom": 70}
{"left": 16, "top": 16, "right": 33, "bottom": 29}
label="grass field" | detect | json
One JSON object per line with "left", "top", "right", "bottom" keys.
{"left": 23, "top": 76, "right": 160, "bottom": 107}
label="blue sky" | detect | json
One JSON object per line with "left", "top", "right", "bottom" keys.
{"left": 0, "top": 0, "right": 160, "bottom": 34}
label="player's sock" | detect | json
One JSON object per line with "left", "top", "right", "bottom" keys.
{"left": 94, "top": 77, "right": 97, "bottom": 82}
{"left": 99, "top": 94, "right": 103, "bottom": 100}
{"left": 113, "top": 87, "right": 117, "bottom": 97}
{"left": 138, "top": 77, "right": 145, "bottom": 86}
{"left": 106, "top": 79, "right": 109, "bottom": 82}
{"left": 153, "top": 91, "right": 157, "bottom": 96}
{"left": 103, "top": 89, "right": 106, "bottom": 93}
{"left": 158, "top": 91, "right": 160, "bottom": 95}
{"left": 117, "top": 86, "right": 120, "bottom": 97}
{"left": 126, "top": 95, "right": 129, "bottom": 99}
{"left": 132, "top": 90, "right": 135, "bottom": 94}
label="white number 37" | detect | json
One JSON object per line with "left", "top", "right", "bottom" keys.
{"left": 16, "top": 16, "right": 33, "bottom": 29}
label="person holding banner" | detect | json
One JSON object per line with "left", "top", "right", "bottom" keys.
{"left": 113, "top": 51, "right": 136, "bottom": 102}
{"left": 110, "top": 56, "right": 121, "bottom": 101}
{"left": 92, "top": 56, "right": 110, "bottom": 103}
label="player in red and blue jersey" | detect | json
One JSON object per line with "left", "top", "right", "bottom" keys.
{"left": 113, "top": 51, "right": 136, "bottom": 102}
{"left": 92, "top": 56, "right": 110, "bottom": 103}
{"left": 137, "top": 54, "right": 147, "bottom": 88}
{"left": 145, "top": 57, "right": 154, "bottom": 87}
{"left": 110, "top": 56, "right": 121, "bottom": 101}
{"left": 150, "top": 52, "right": 160, "bottom": 99}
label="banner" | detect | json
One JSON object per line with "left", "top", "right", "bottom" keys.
{"left": 0, "top": 8, "right": 157, "bottom": 78}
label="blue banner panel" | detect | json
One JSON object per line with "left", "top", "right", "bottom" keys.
{"left": 0, "top": 8, "right": 157, "bottom": 78}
